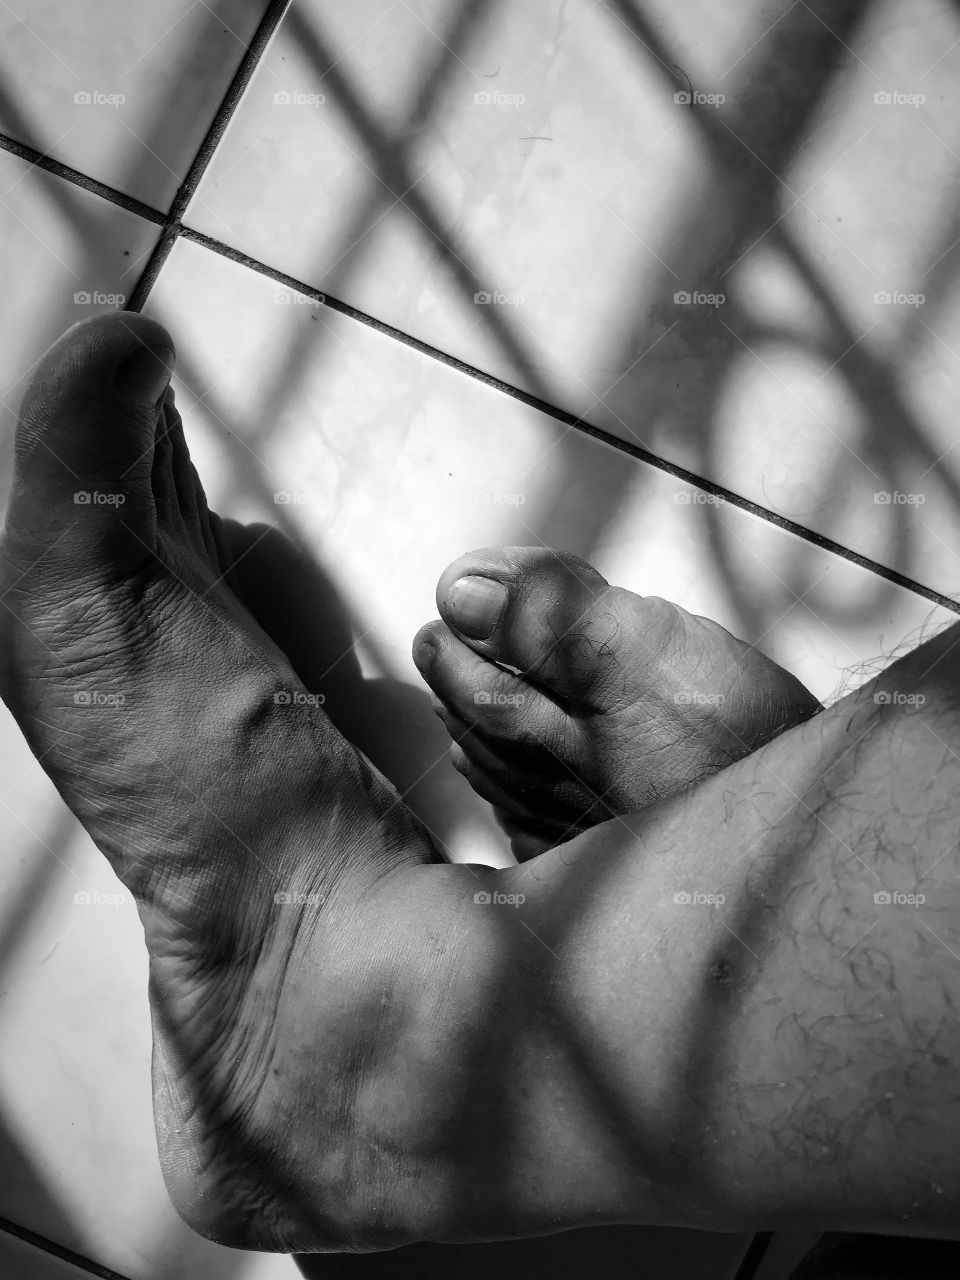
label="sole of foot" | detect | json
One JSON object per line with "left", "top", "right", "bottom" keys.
{"left": 0, "top": 313, "right": 434, "bottom": 1249}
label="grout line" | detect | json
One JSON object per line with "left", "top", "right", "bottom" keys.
{"left": 0, "top": 1215, "right": 133, "bottom": 1279}
{"left": 126, "top": 0, "right": 292, "bottom": 311}
{"left": 0, "top": 133, "right": 166, "bottom": 224}
{"left": 125, "top": 222, "right": 179, "bottom": 313}
{"left": 178, "top": 223, "right": 960, "bottom": 617}
{"left": 730, "top": 1232, "right": 775, "bottom": 1280}
{"left": 165, "top": 0, "right": 292, "bottom": 227}
{"left": 0, "top": 56, "right": 957, "bottom": 614}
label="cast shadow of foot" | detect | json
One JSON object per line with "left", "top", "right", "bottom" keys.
{"left": 293, "top": 1223, "right": 750, "bottom": 1278}
{"left": 222, "top": 519, "right": 491, "bottom": 862}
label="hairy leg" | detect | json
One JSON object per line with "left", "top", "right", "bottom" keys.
{"left": 482, "top": 614, "right": 960, "bottom": 1237}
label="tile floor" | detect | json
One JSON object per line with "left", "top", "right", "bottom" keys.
{"left": 0, "top": 1228, "right": 113, "bottom": 1280}
{"left": 0, "top": 0, "right": 958, "bottom": 1277}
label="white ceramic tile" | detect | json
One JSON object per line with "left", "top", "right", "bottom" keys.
{"left": 187, "top": 0, "right": 960, "bottom": 598}
{"left": 148, "top": 237, "right": 956, "bottom": 729}
{"left": 0, "top": 0, "right": 271, "bottom": 209}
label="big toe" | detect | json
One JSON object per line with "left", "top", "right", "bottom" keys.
{"left": 3, "top": 312, "right": 175, "bottom": 574}
{"left": 433, "top": 545, "right": 660, "bottom": 709}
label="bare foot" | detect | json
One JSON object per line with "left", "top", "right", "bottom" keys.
{"left": 413, "top": 547, "right": 820, "bottom": 860}
{"left": 0, "top": 314, "right": 435, "bottom": 1250}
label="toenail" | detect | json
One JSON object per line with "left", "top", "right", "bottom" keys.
{"left": 113, "top": 344, "right": 176, "bottom": 406}
{"left": 414, "top": 638, "right": 435, "bottom": 671}
{"left": 447, "top": 576, "right": 508, "bottom": 639}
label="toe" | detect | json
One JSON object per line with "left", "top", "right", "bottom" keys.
{"left": 5, "top": 312, "right": 175, "bottom": 574}
{"left": 434, "top": 546, "right": 639, "bottom": 706}
{"left": 413, "top": 618, "right": 568, "bottom": 757}
{"left": 413, "top": 625, "right": 611, "bottom": 813}
{"left": 155, "top": 388, "right": 218, "bottom": 563}
{"left": 437, "top": 702, "right": 580, "bottom": 807}
{"left": 496, "top": 811, "right": 572, "bottom": 862}
{"left": 445, "top": 733, "right": 590, "bottom": 834}
{"left": 151, "top": 392, "right": 187, "bottom": 543}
